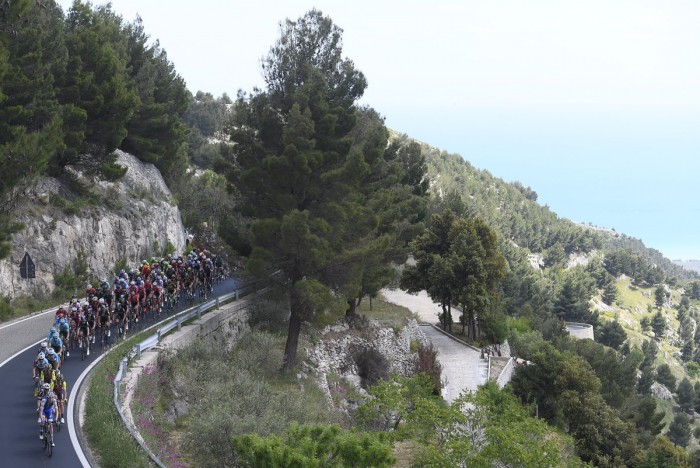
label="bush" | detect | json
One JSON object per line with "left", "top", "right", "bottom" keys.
{"left": 247, "top": 299, "right": 289, "bottom": 333}
{"left": 0, "top": 295, "right": 14, "bottom": 322}
{"left": 169, "top": 330, "right": 331, "bottom": 466}
{"left": 415, "top": 343, "right": 443, "bottom": 396}
{"left": 353, "top": 348, "right": 390, "bottom": 388}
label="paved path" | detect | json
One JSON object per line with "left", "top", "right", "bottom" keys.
{"left": 420, "top": 325, "right": 488, "bottom": 402}
{"left": 381, "top": 289, "right": 488, "bottom": 403}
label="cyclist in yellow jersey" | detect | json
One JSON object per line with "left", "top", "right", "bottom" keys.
{"left": 52, "top": 369, "right": 68, "bottom": 424}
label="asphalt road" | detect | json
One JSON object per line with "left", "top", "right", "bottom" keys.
{"left": 0, "top": 277, "right": 239, "bottom": 467}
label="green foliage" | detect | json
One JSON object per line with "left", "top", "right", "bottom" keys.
{"left": 415, "top": 382, "right": 581, "bottom": 467}
{"left": 354, "top": 373, "right": 440, "bottom": 436}
{"left": 53, "top": 249, "right": 91, "bottom": 297}
{"left": 510, "top": 336, "right": 641, "bottom": 465}
{"left": 596, "top": 319, "right": 627, "bottom": 350}
{"left": 414, "top": 343, "right": 443, "bottom": 396}
{"left": 677, "top": 378, "right": 695, "bottom": 413}
{"left": 0, "top": 294, "right": 13, "bottom": 322}
{"left": 221, "top": 10, "right": 416, "bottom": 369}
{"left": 656, "top": 285, "right": 668, "bottom": 308}
{"left": 656, "top": 364, "right": 677, "bottom": 392}
{"left": 652, "top": 310, "right": 666, "bottom": 338}
{"left": 401, "top": 210, "right": 507, "bottom": 340}
{"left": 424, "top": 146, "right": 602, "bottom": 256}
{"left": 667, "top": 413, "right": 691, "bottom": 448}
{"left": 687, "top": 361, "right": 700, "bottom": 377}
{"left": 603, "top": 248, "right": 665, "bottom": 286}
{"left": 84, "top": 331, "right": 153, "bottom": 467}
{"left": 640, "top": 436, "right": 689, "bottom": 467}
{"left": 164, "top": 330, "right": 331, "bottom": 466}
{"left": 553, "top": 266, "right": 599, "bottom": 325}
{"left": 232, "top": 424, "right": 395, "bottom": 468}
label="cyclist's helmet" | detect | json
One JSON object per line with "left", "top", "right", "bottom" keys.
{"left": 50, "top": 326, "right": 56, "bottom": 333}
{"left": 38, "top": 352, "right": 45, "bottom": 359}
{"left": 43, "top": 383, "right": 50, "bottom": 390}
{"left": 47, "top": 348, "right": 54, "bottom": 355}
{"left": 41, "top": 341, "right": 47, "bottom": 349}
{"left": 55, "top": 369, "right": 61, "bottom": 376}
{"left": 99, "top": 298, "right": 105, "bottom": 304}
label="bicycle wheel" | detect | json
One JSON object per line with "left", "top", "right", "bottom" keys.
{"left": 47, "top": 429, "right": 53, "bottom": 457}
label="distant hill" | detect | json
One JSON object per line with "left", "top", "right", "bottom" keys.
{"left": 673, "top": 259, "right": 700, "bottom": 275}
{"left": 408, "top": 135, "right": 698, "bottom": 282}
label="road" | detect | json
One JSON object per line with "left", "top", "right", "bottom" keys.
{"left": 381, "top": 289, "right": 488, "bottom": 403}
{"left": 0, "top": 277, "right": 239, "bottom": 467}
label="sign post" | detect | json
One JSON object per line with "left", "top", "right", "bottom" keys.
{"left": 19, "top": 252, "right": 36, "bottom": 279}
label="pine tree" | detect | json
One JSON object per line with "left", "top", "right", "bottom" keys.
{"left": 224, "top": 10, "right": 382, "bottom": 370}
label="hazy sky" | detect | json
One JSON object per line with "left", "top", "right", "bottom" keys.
{"left": 57, "top": 1, "right": 700, "bottom": 260}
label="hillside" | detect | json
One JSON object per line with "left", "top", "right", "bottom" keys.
{"left": 411, "top": 136, "right": 697, "bottom": 282}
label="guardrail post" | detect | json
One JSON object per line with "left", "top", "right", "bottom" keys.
{"left": 177, "top": 316, "right": 182, "bottom": 331}
{"left": 235, "top": 289, "right": 239, "bottom": 300}
{"left": 197, "top": 306, "right": 201, "bottom": 320}
{"left": 216, "top": 297, "right": 220, "bottom": 309}
{"left": 136, "top": 344, "right": 141, "bottom": 359}
{"left": 157, "top": 329, "right": 161, "bottom": 342}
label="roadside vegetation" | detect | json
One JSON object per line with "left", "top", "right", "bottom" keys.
{"left": 83, "top": 332, "right": 153, "bottom": 468}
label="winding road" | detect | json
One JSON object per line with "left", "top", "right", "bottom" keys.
{"left": 0, "top": 278, "right": 238, "bottom": 467}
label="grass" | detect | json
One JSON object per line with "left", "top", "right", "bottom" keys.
{"left": 83, "top": 331, "right": 153, "bottom": 468}
{"left": 355, "top": 297, "right": 418, "bottom": 326}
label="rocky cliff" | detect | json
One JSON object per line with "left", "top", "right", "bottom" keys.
{"left": 0, "top": 151, "right": 185, "bottom": 299}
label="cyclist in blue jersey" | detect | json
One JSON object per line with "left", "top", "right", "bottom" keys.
{"left": 58, "top": 318, "right": 70, "bottom": 357}
{"left": 47, "top": 332, "right": 63, "bottom": 366}
{"left": 38, "top": 383, "right": 56, "bottom": 445}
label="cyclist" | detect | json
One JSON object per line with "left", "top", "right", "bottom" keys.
{"left": 40, "top": 362, "right": 54, "bottom": 389}
{"left": 86, "top": 307, "right": 97, "bottom": 346}
{"left": 36, "top": 377, "right": 51, "bottom": 412}
{"left": 57, "top": 318, "right": 70, "bottom": 357}
{"left": 54, "top": 305, "right": 67, "bottom": 326}
{"left": 38, "top": 383, "right": 56, "bottom": 446}
{"left": 47, "top": 326, "right": 59, "bottom": 344}
{"left": 53, "top": 369, "right": 68, "bottom": 424}
{"left": 77, "top": 310, "right": 90, "bottom": 355}
{"left": 48, "top": 330, "right": 63, "bottom": 365}
{"left": 98, "top": 300, "right": 111, "bottom": 344}
{"left": 36, "top": 340, "right": 49, "bottom": 357}
{"left": 46, "top": 347, "right": 60, "bottom": 371}
{"left": 33, "top": 352, "right": 49, "bottom": 395}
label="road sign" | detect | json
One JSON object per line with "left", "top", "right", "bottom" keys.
{"left": 19, "top": 252, "right": 35, "bottom": 279}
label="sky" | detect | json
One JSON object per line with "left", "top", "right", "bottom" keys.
{"left": 57, "top": 0, "right": 700, "bottom": 260}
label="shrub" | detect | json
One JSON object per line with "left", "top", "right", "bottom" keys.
{"left": 247, "top": 299, "right": 289, "bottom": 333}
{"left": 415, "top": 343, "right": 443, "bottom": 396}
{"left": 353, "top": 348, "right": 390, "bottom": 388}
{"left": 0, "top": 295, "right": 14, "bottom": 322}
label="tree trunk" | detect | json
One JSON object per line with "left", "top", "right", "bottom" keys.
{"left": 447, "top": 304, "right": 452, "bottom": 333}
{"left": 441, "top": 304, "right": 448, "bottom": 330}
{"left": 282, "top": 288, "right": 303, "bottom": 371}
{"left": 345, "top": 298, "right": 357, "bottom": 326}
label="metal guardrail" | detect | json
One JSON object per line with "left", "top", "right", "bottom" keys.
{"left": 112, "top": 280, "right": 260, "bottom": 467}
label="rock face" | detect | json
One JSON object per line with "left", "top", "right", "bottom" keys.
{"left": 304, "top": 319, "right": 428, "bottom": 410}
{"left": 0, "top": 151, "right": 185, "bottom": 299}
